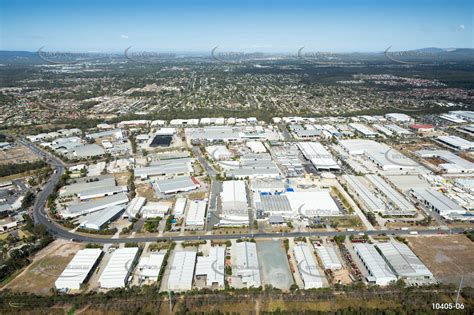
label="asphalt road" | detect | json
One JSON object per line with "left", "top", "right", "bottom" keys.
{"left": 23, "top": 139, "right": 473, "bottom": 245}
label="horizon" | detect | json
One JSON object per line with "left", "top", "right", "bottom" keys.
{"left": 1, "top": 0, "right": 472, "bottom": 52}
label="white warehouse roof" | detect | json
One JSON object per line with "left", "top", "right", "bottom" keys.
{"left": 297, "top": 142, "right": 340, "bottom": 170}
{"left": 185, "top": 200, "right": 207, "bottom": 227}
{"left": 354, "top": 243, "right": 397, "bottom": 286}
{"left": 286, "top": 191, "right": 340, "bottom": 217}
{"left": 168, "top": 251, "right": 197, "bottom": 291}
{"left": 195, "top": 246, "right": 225, "bottom": 287}
{"left": 138, "top": 252, "right": 166, "bottom": 281}
{"left": 64, "top": 193, "right": 129, "bottom": 218}
{"left": 234, "top": 242, "right": 261, "bottom": 288}
{"left": 376, "top": 241, "right": 433, "bottom": 279}
{"left": 315, "top": 245, "right": 343, "bottom": 271}
{"left": 99, "top": 247, "right": 139, "bottom": 289}
{"left": 294, "top": 244, "right": 325, "bottom": 289}
{"left": 55, "top": 248, "right": 102, "bottom": 291}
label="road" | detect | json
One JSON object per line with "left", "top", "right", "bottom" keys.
{"left": 22, "top": 138, "right": 473, "bottom": 244}
{"left": 191, "top": 145, "right": 217, "bottom": 177}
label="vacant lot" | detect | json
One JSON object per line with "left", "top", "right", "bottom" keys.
{"left": 407, "top": 235, "right": 474, "bottom": 286}
{"left": 0, "top": 146, "right": 39, "bottom": 165}
{"left": 4, "top": 240, "right": 83, "bottom": 295}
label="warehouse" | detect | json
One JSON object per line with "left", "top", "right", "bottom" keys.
{"left": 79, "top": 185, "right": 128, "bottom": 201}
{"left": 339, "top": 140, "right": 419, "bottom": 171}
{"left": 220, "top": 180, "right": 249, "bottom": 225}
{"left": 372, "top": 124, "right": 394, "bottom": 137}
{"left": 173, "top": 198, "right": 187, "bottom": 217}
{"left": 315, "top": 245, "right": 343, "bottom": 271}
{"left": 64, "top": 193, "right": 129, "bottom": 218}
{"left": 365, "top": 175, "right": 416, "bottom": 215}
{"left": 59, "top": 177, "right": 117, "bottom": 197}
{"left": 71, "top": 144, "right": 106, "bottom": 159}
{"left": 205, "top": 145, "right": 232, "bottom": 160}
{"left": 168, "top": 251, "right": 197, "bottom": 291}
{"left": 55, "top": 248, "right": 102, "bottom": 291}
{"left": 376, "top": 241, "right": 434, "bottom": 281}
{"left": 187, "top": 126, "right": 242, "bottom": 143}
{"left": 410, "top": 188, "right": 466, "bottom": 217}
{"left": 297, "top": 142, "right": 340, "bottom": 171}
{"left": 286, "top": 191, "right": 340, "bottom": 217}
{"left": 348, "top": 123, "right": 377, "bottom": 138}
{"left": 141, "top": 201, "right": 170, "bottom": 218}
{"left": 234, "top": 242, "right": 261, "bottom": 288}
{"left": 134, "top": 159, "right": 193, "bottom": 179}
{"left": 247, "top": 141, "right": 267, "bottom": 153}
{"left": 251, "top": 179, "right": 285, "bottom": 193}
{"left": 78, "top": 205, "right": 124, "bottom": 230}
{"left": 253, "top": 193, "right": 293, "bottom": 217}
{"left": 195, "top": 246, "right": 225, "bottom": 287}
{"left": 185, "top": 200, "right": 207, "bottom": 228}
{"left": 294, "top": 244, "right": 325, "bottom": 289}
{"left": 416, "top": 149, "right": 474, "bottom": 174}
{"left": 353, "top": 243, "right": 397, "bottom": 286}
{"left": 385, "top": 113, "right": 412, "bottom": 123}
{"left": 385, "top": 124, "right": 413, "bottom": 137}
{"left": 137, "top": 252, "right": 166, "bottom": 281}
{"left": 98, "top": 247, "right": 139, "bottom": 289}
{"left": 124, "top": 196, "right": 146, "bottom": 219}
{"left": 436, "top": 135, "right": 474, "bottom": 151}
{"left": 155, "top": 176, "right": 200, "bottom": 194}
{"left": 342, "top": 175, "right": 385, "bottom": 213}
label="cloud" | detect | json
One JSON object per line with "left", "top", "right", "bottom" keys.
{"left": 121, "top": 34, "right": 129, "bottom": 39}
{"left": 456, "top": 25, "right": 465, "bottom": 32}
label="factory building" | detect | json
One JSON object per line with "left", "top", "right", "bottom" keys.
{"left": 376, "top": 241, "right": 434, "bottom": 281}
{"left": 297, "top": 142, "right": 340, "bottom": 171}
{"left": 195, "top": 246, "right": 225, "bottom": 287}
{"left": 137, "top": 252, "right": 166, "bottom": 281}
{"left": 155, "top": 176, "right": 200, "bottom": 194}
{"left": 341, "top": 175, "right": 386, "bottom": 213}
{"left": 315, "top": 245, "right": 343, "bottom": 271}
{"left": 123, "top": 196, "right": 146, "bottom": 219}
{"left": 234, "top": 242, "right": 261, "bottom": 288}
{"left": 220, "top": 180, "right": 249, "bottom": 225}
{"left": 99, "top": 247, "right": 140, "bottom": 289}
{"left": 185, "top": 200, "right": 207, "bottom": 228}
{"left": 411, "top": 188, "right": 466, "bottom": 217}
{"left": 173, "top": 198, "right": 187, "bottom": 217}
{"left": 294, "top": 244, "right": 325, "bottom": 289}
{"left": 348, "top": 123, "right": 377, "bottom": 138}
{"left": 168, "top": 251, "right": 197, "bottom": 291}
{"left": 55, "top": 248, "right": 102, "bottom": 291}
{"left": 78, "top": 205, "right": 124, "bottom": 230}
{"left": 64, "top": 193, "right": 129, "bottom": 218}
{"left": 416, "top": 150, "right": 474, "bottom": 174}
{"left": 436, "top": 135, "right": 474, "bottom": 151}
{"left": 353, "top": 243, "right": 397, "bottom": 286}
{"left": 365, "top": 175, "right": 416, "bottom": 215}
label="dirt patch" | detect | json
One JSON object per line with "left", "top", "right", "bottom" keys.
{"left": 4, "top": 240, "right": 84, "bottom": 295}
{"left": 0, "top": 146, "right": 39, "bottom": 165}
{"left": 407, "top": 235, "right": 474, "bottom": 286}
{"left": 113, "top": 171, "right": 130, "bottom": 186}
{"left": 136, "top": 183, "right": 158, "bottom": 201}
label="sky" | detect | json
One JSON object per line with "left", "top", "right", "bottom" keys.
{"left": 1, "top": 0, "right": 472, "bottom": 53}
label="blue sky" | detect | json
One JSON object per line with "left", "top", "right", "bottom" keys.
{"left": 1, "top": 0, "right": 472, "bottom": 52}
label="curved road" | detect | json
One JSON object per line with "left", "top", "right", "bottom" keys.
{"left": 21, "top": 139, "right": 472, "bottom": 244}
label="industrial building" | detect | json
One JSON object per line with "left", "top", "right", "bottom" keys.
{"left": 225, "top": 154, "right": 281, "bottom": 179}
{"left": 294, "top": 244, "right": 325, "bottom": 289}
{"left": 251, "top": 179, "right": 285, "bottom": 193}
{"left": 366, "top": 175, "right": 416, "bottom": 215}
{"left": 59, "top": 177, "right": 117, "bottom": 198}
{"left": 168, "top": 251, "right": 197, "bottom": 291}
{"left": 205, "top": 145, "right": 232, "bottom": 160}
{"left": 185, "top": 200, "right": 207, "bottom": 228}
{"left": 385, "top": 124, "right": 413, "bottom": 137}
{"left": 416, "top": 149, "right": 474, "bottom": 174}
{"left": 297, "top": 142, "right": 340, "bottom": 171}
{"left": 141, "top": 201, "right": 170, "bottom": 218}
{"left": 220, "top": 180, "right": 249, "bottom": 225}
{"left": 55, "top": 248, "right": 102, "bottom": 291}
{"left": 353, "top": 243, "right": 397, "bottom": 286}
{"left": 195, "top": 246, "right": 225, "bottom": 287}
{"left": 137, "top": 252, "right": 166, "bottom": 281}
{"left": 342, "top": 175, "right": 386, "bottom": 213}
{"left": 64, "top": 193, "right": 129, "bottom": 218}
{"left": 234, "top": 242, "right": 261, "bottom": 288}
{"left": 339, "top": 139, "right": 419, "bottom": 171}
{"left": 247, "top": 141, "right": 267, "bottom": 153}
{"left": 253, "top": 194, "right": 293, "bottom": 217}
{"left": 385, "top": 113, "right": 412, "bottom": 123}
{"left": 436, "top": 135, "right": 474, "bottom": 151}
{"left": 78, "top": 205, "right": 124, "bottom": 230}
{"left": 187, "top": 126, "right": 242, "bottom": 143}
{"left": 348, "top": 123, "right": 377, "bottom": 138}
{"left": 98, "top": 247, "right": 139, "bottom": 289}
{"left": 315, "top": 245, "right": 343, "bottom": 271}
{"left": 286, "top": 191, "right": 340, "bottom": 217}
{"left": 411, "top": 188, "right": 466, "bottom": 217}
{"left": 124, "top": 196, "right": 146, "bottom": 219}
{"left": 134, "top": 159, "right": 194, "bottom": 179}
{"left": 173, "top": 198, "right": 187, "bottom": 217}
{"left": 376, "top": 241, "right": 434, "bottom": 281}
{"left": 155, "top": 176, "right": 200, "bottom": 194}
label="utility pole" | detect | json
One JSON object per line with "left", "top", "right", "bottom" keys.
{"left": 455, "top": 273, "right": 463, "bottom": 305}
